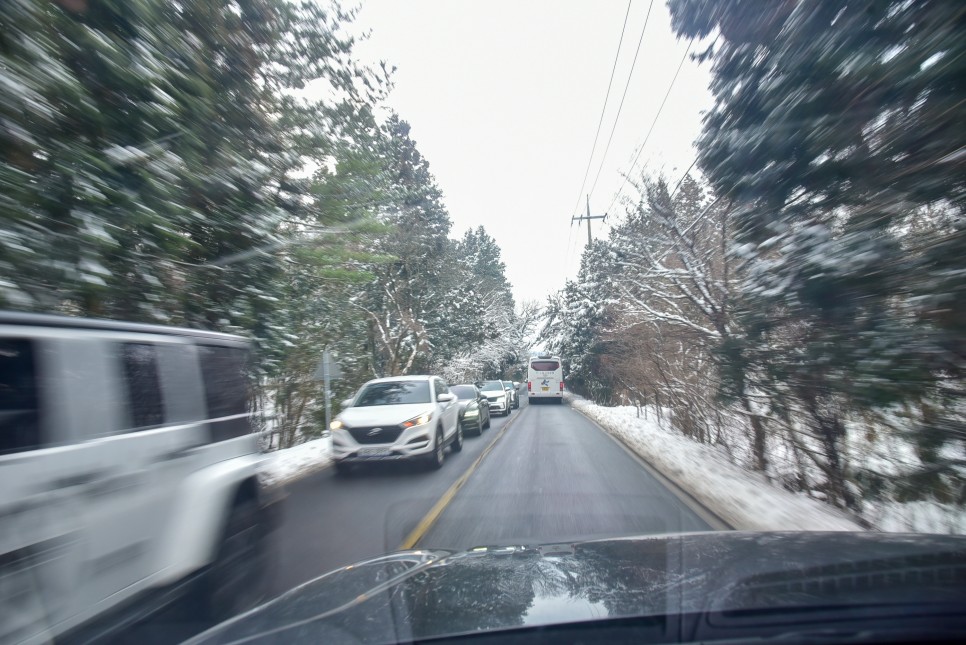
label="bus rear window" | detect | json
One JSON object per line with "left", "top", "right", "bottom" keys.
{"left": 531, "top": 361, "right": 559, "bottom": 371}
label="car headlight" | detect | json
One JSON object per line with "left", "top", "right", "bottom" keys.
{"left": 464, "top": 408, "right": 479, "bottom": 417}
{"left": 402, "top": 412, "right": 433, "bottom": 428}
{"left": 330, "top": 419, "right": 346, "bottom": 430}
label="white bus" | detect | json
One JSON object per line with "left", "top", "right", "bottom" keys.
{"left": 527, "top": 354, "right": 564, "bottom": 404}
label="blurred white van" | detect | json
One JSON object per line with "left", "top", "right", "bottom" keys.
{"left": 0, "top": 312, "right": 279, "bottom": 644}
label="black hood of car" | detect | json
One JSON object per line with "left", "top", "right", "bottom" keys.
{"left": 190, "top": 532, "right": 966, "bottom": 645}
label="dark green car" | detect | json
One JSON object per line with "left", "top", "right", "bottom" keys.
{"left": 451, "top": 384, "right": 491, "bottom": 435}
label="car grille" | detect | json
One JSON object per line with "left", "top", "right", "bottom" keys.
{"left": 348, "top": 426, "right": 403, "bottom": 445}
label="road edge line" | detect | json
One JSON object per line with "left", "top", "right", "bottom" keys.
{"left": 399, "top": 406, "right": 527, "bottom": 549}
{"left": 570, "top": 403, "right": 734, "bottom": 531}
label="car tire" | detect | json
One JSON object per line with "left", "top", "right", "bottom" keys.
{"left": 464, "top": 417, "right": 482, "bottom": 437}
{"left": 484, "top": 414, "right": 491, "bottom": 429}
{"left": 452, "top": 424, "right": 464, "bottom": 452}
{"left": 334, "top": 461, "right": 354, "bottom": 476}
{"left": 427, "top": 427, "right": 445, "bottom": 470}
{"left": 198, "top": 497, "right": 270, "bottom": 622}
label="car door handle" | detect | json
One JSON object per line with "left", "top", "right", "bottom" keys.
{"left": 156, "top": 444, "right": 202, "bottom": 462}
{"left": 48, "top": 471, "right": 107, "bottom": 491}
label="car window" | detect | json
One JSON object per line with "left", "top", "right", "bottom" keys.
{"left": 450, "top": 385, "right": 476, "bottom": 400}
{"left": 479, "top": 381, "right": 503, "bottom": 392}
{"left": 198, "top": 344, "right": 251, "bottom": 440}
{"left": 530, "top": 361, "right": 560, "bottom": 371}
{"left": 120, "top": 343, "right": 164, "bottom": 430}
{"left": 0, "top": 339, "right": 41, "bottom": 455}
{"left": 355, "top": 381, "right": 431, "bottom": 406}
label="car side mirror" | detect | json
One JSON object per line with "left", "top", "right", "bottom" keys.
{"left": 437, "top": 392, "right": 456, "bottom": 403}
{"left": 341, "top": 398, "right": 353, "bottom": 408}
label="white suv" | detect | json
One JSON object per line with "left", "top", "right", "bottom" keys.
{"left": 0, "top": 312, "right": 279, "bottom": 644}
{"left": 478, "top": 380, "right": 510, "bottom": 416}
{"left": 330, "top": 376, "right": 462, "bottom": 472}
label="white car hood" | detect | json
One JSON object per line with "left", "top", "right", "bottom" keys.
{"left": 339, "top": 403, "right": 435, "bottom": 427}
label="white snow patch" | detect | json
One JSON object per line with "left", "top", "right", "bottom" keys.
{"left": 259, "top": 435, "right": 333, "bottom": 487}
{"left": 568, "top": 395, "right": 863, "bottom": 532}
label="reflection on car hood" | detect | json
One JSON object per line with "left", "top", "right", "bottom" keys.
{"left": 190, "top": 532, "right": 966, "bottom": 644}
{"left": 338, "top": 404, "right": 434, "bottom": 427}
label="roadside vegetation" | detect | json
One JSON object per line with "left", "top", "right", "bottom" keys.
{"left": 541, "top": 0, "right": 965, "bottom": 531}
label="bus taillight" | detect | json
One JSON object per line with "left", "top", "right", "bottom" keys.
{"left": 559, "top": 381, "right": 565, "bottom": 391}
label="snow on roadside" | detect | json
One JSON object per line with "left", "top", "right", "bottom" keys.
{"left": 568, "top": 395, "right": 863, "bottom": 532}
{"left": 260, "top": 435, "right": 333, "bottom": 487}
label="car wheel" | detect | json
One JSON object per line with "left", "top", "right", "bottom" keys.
{"left": 452, "top": 424, "right": 464, "bottom": 452}
{"left": 427, "top": 427, "right": 445, "bottom": 470}
{"left": 475, "top": 416, "right": 484, "bottom": 436}
{"left": 484, "top": 410, "right": 491, "bottom": 429}
{"left": 199, "top": 498, "right": 270, "bottom": 621}
{"left": 334, "top": 461, "right": 354, "bottom": 476}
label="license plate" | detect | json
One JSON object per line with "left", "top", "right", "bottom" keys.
{"left": 541, "top": 387, "right": 550, "bottom": 392}
{"left": 358, "top": 447, "right": 391, "bottom": 457}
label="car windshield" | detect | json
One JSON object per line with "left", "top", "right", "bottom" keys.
{"left": 450, "top": 385, "right": 477, "bottom": 400}
{"left": 5, "top": 0, "right": 964, "bottom": 643}
{"left": 354, "top": 381, "right": 431, "bottom": 406}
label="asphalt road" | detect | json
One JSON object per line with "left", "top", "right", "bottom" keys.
{"left": 418, "top": 395, "right": 711, "bottom": 549}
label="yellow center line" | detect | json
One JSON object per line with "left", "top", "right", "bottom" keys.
{"left": 398, "top": 405, "right": 527, "bottom": 549}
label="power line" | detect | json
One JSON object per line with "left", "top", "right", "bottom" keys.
{"left": 562, "top": 0, "right": 632, "bottom": 282}
{"left": 567, "top": 0, "right": 633, "bottom": 221}
{"left": 588, "top": 0, "right": 655, "bottom": 199}
{"left": 606, "top": 38, "right": 694, "bottom": 215}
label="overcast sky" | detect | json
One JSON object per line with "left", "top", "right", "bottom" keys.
{"left": 352, "top": 0, "right": 714, "bottom": 305}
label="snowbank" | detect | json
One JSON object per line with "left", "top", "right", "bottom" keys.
{"left": 260, "top": 435, "right": 333, "bottom": 487}
{"left": 568, "top": 395, "right": 863, "bottom": 532}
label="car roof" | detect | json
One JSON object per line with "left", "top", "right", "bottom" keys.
{"left": 0, "top": 310, "right": 247, "bottom": 345}
{"left": 366, "top": 375, "right": 434, "bottom": 384}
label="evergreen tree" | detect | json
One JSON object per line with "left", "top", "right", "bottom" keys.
{"left": 668, "top": 0, "right": 966, "bottom": 507}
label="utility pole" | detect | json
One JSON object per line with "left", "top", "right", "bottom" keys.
{"left": 571, "top": 195, "right": 606, "bottom": 246}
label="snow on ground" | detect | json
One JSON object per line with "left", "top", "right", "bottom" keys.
{"left": 873, "top": 500, "right": 966, "bottom": 534}
{"left": 568, "top": 395, "right": 863, "bottom": 532}
{"left": 260, "top": 434, "right": 333, "bottom": 487}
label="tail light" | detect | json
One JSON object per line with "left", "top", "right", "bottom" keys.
{"left": 527, "top": 381, "right": 532, "bottom": 392}
{"left": 560, "top": 381, "right": 565, "bottom": 391}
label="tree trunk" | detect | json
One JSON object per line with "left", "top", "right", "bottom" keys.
{"left": 740, "top": 393, "right": 768, "bottom": 473}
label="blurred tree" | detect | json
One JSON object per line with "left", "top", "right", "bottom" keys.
{"left": 0, "top": 0, "right": 384, "bottom": 335}
{"left": 668, "top": 0, "right": 966, "bottom": 508}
